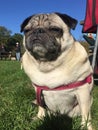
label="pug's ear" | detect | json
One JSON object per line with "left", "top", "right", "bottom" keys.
{"left": 20, "top": 15, "right": 33, "bottom": 32}
{"left": 55, "top": 12, "right": 78, "bottom": 30}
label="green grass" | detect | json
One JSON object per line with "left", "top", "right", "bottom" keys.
{"left": 0, "top": 61, "right": 98, "bottom": 130}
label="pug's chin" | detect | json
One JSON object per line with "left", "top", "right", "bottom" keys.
{"left": 32, "top": 54, "right": 58, "bottom": 62}
{"left": 29, "top": 50, "right": 60, "bottom": 62}
{"left": 35, "top": 57, "right": 48, "bottom": 62}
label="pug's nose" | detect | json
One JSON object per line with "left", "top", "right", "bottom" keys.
{"left": 34, "top": 28, "right": 45, "bottom": 34}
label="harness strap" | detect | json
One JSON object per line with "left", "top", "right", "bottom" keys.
{"left": 34, "top": 74, "right": 92, "bottom": 107}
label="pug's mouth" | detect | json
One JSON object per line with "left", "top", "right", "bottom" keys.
{"left": 31, "top": 44, "right": 47, "bottom": 61}
{"left": 28, "top": 43, "right": 61, "bottom": 62}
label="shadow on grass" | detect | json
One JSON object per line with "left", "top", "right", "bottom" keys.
{"left": 33, "top": 112, "right": 84, "bottom": 130}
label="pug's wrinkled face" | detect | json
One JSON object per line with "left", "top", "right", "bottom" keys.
{"left": 21, "top": 13, "right": 77, "bottom": 61}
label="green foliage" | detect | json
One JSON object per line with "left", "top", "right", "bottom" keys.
{"left": 0, "top": 26, "right": 23, "bottom": 54}
{"left": 0, "top": 26, "right": 11, "bottom": 37}
{"left": 0, "top": 26, "right": 11, "bottom": 46}
{"left": 0, "top": 61, "right": 98, "bottom": 130}
{"left": 7, "top": 33, "right": 23, "bottom": 53}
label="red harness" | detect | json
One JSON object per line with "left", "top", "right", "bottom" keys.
{"left": 34, "top": 74, "right": 92, "bottom": 107}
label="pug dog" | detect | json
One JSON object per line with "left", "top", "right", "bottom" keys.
{"left": 21, "top": 12, "right": 93, "bottom": 130}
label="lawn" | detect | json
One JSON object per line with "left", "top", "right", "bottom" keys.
{"left": 0, "top": 61, "right": 98, "bottom": 130}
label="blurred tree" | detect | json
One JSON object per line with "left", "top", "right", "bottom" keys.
{"left": 7, "top": 33, "right": 23, "bottom": 56}
{"left": 12, "top": 33, "right": 23, "bottom": 43}
{"left": 0, "top": 26, "right": 12, "bottom": 46}
{"left": 7, "top": 33, "right": 23, "bottom": 50}
{"left": 0, "top": 26, "right": 11, "bottom": 36}
{"left": 0, "top": 26, "right": 23, "bottom": 56}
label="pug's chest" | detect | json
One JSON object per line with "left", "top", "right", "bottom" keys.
{"left": 42, "top": 90, "right": 77, "bottom": 113}
{"left": 31, "top": 68, "right": 77, "bottom": 88}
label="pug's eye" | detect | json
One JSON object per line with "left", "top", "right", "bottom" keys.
{"left": 24, "top": 29, "right": 31, "bottom": 33}
{"left": 49, "top": 27, "right": 63, "bottom": 37}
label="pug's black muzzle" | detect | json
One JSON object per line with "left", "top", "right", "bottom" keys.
{"left": 25, "top": 30, "right": 61, "bottom": 61}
